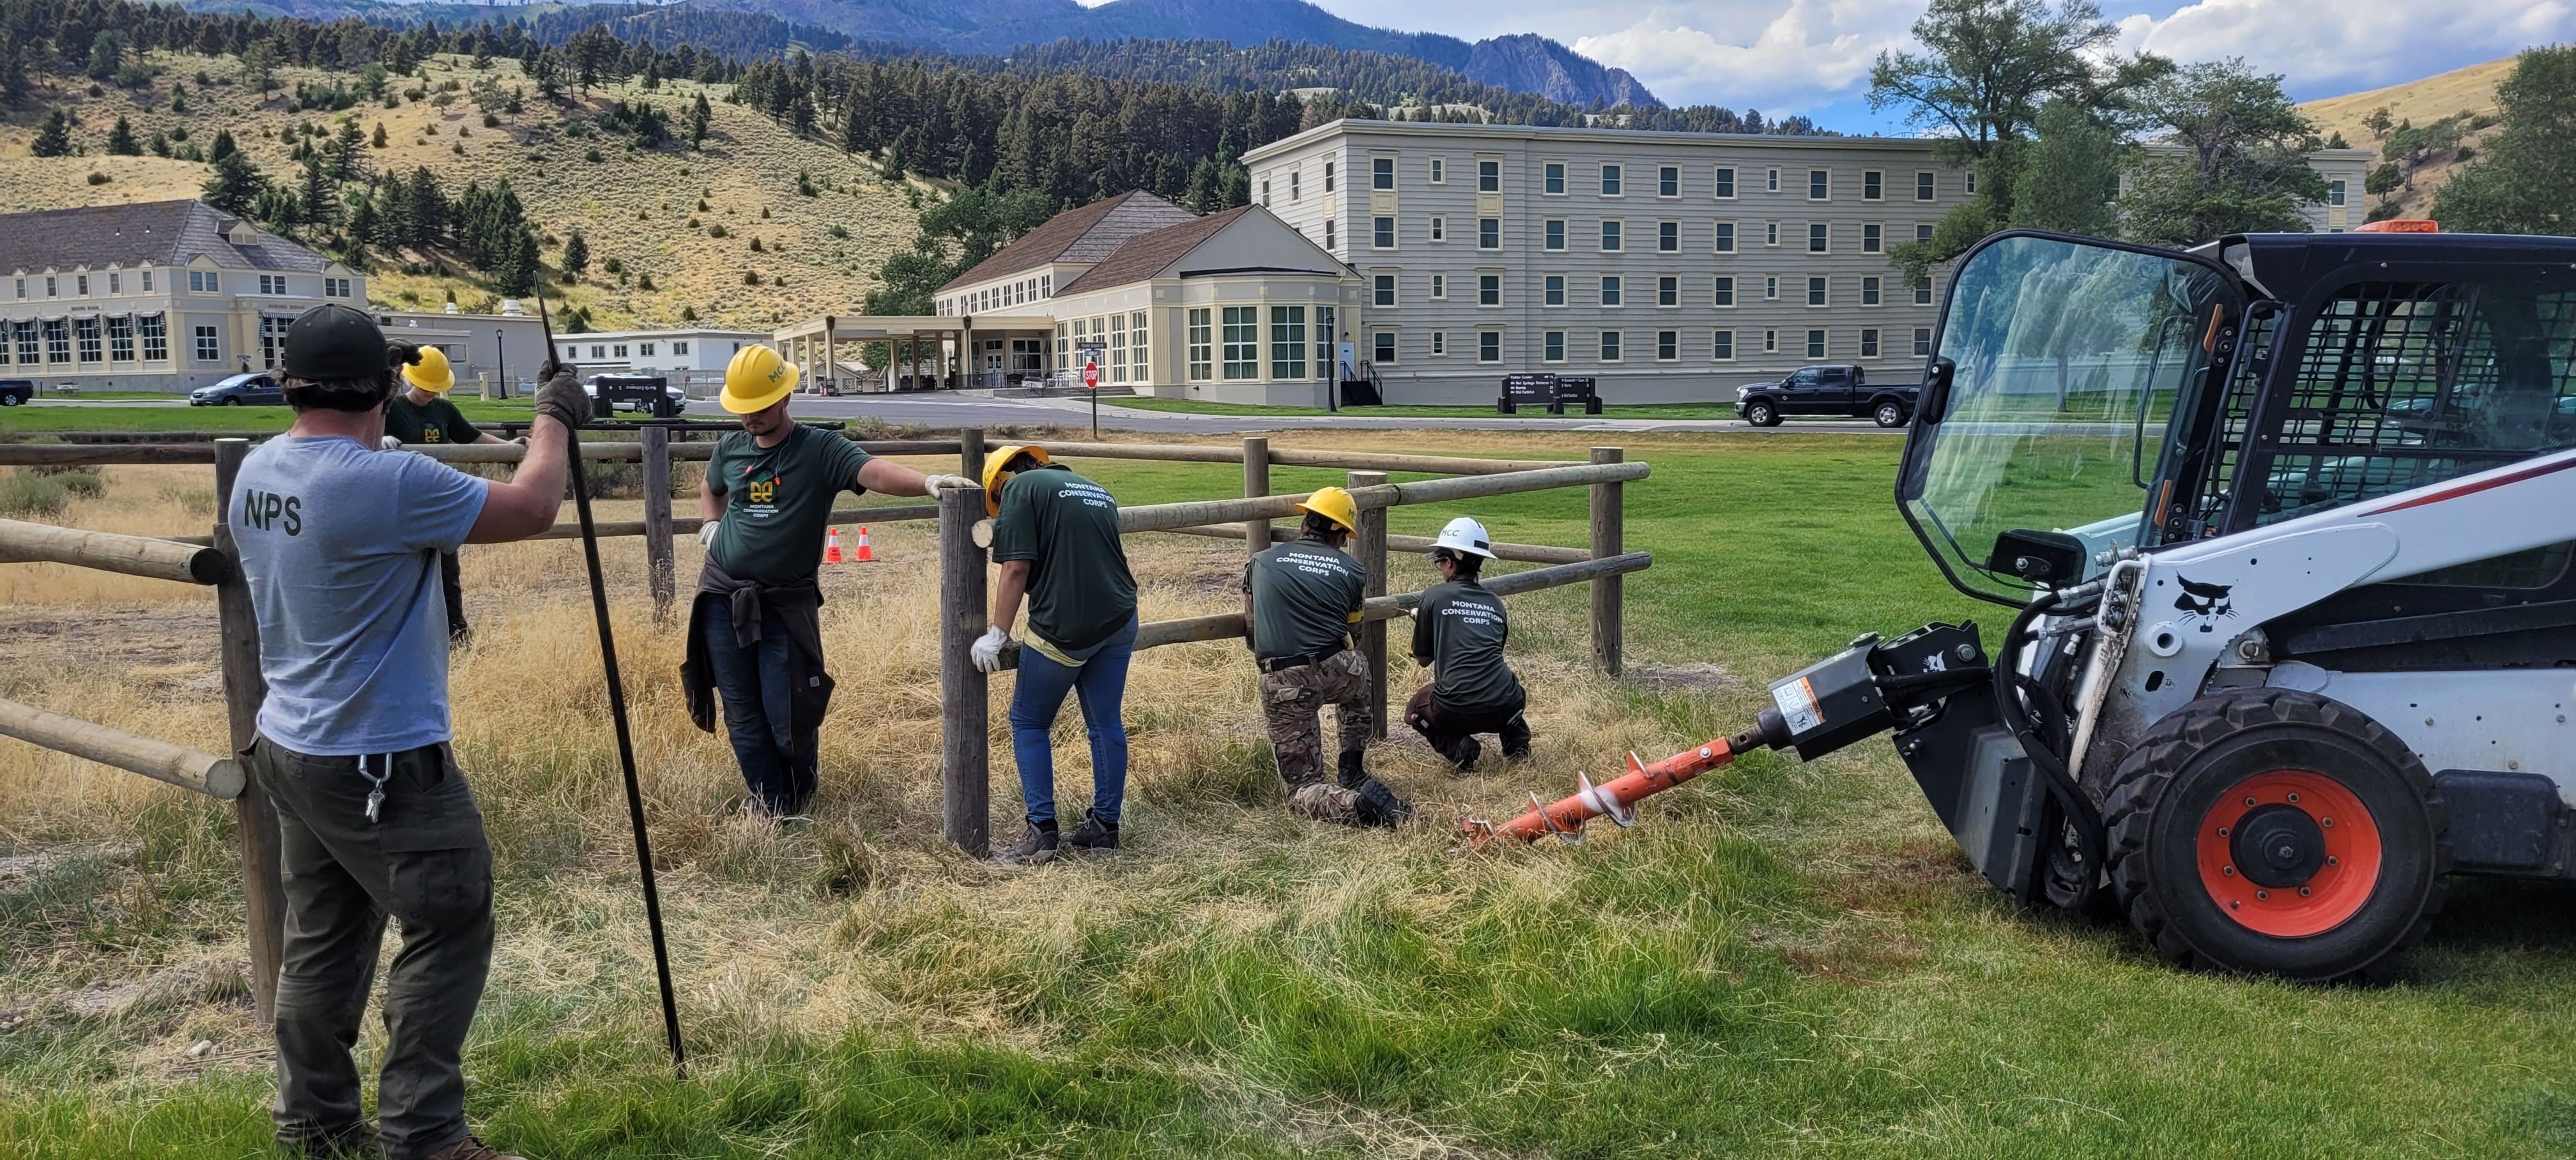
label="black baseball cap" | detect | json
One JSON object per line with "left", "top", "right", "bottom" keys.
{"left": 281, "top": 303, "right": 387, "bottom": 381}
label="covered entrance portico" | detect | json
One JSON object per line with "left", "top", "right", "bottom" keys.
{"left": 770, "top": 314, "right": 1056, "bottom": 393}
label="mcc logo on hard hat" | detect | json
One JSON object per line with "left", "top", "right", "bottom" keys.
{"left": 721, "top": 346, "right": 800, "bottom": 414}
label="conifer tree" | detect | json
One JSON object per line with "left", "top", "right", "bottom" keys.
{"left": 105, "top": 114, "right": 139, "bottom": 155}
{"left": 30, "top": 108, "right": 72, "bottom": 157}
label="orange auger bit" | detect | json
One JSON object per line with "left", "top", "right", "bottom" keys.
{"left": 1464, "top": 728, "right": 1764, "bottom": 844}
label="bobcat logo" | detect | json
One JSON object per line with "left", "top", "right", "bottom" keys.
{"left": 746, "top": 477, "right": 778, "bottom": 503}
{"left": 2174, "top": 576, "right": 2236, "bottom": 632}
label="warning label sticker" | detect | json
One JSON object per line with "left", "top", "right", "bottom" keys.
{"left": 1772, "top": 677, "right": 1823, "bottom": 735}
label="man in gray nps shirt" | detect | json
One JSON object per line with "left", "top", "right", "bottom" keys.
{"left": 1242, "top": 485, "right": 1413, "bottom": 827}
{"left": 1405, "top": 516, "right": 1532, "bottom": 774}
{"left": 230, "top": 304, "right": 590, "bottom": 1160}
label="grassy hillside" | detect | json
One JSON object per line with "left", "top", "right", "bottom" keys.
{"left": 2301, "top": 56, "right": 2511, "bottom": 222}
{"left": 0, "top": 51, "right": 919, "bottom": 330}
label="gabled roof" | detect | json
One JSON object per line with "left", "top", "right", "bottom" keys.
{"left": 1054, "top": 206, "right": 1264, "bottom": 296}
{"left": 939, "top": 190, "right": 1199, "bottom": 293}
{"left": 0, "top": 199, "right": 334, "bottom": 275}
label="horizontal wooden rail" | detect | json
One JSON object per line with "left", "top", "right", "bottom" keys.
{"left": 972, "top": 459, "right": 1650, "bottom": 544}
{"left": 1152, "top": 523, "right": 1592, "bottom": 565}
{"left": 0, "top": 443, "right": 227, "bottom": 466}
{"left": 1019, "top": 440, "right": 1562, "bottom": 475}
{"left": 164, "top": 503, "right": 942, "bottom": 549}
{"left": 3, "top": 436, "right": 965, "bottom": 468}
{"left": 0, "top": 516, "right": 228, "bottom": 583}
{"left": 986, "top": 551, "right": 1651, "bottom": 670}
{"left": 0, "top": 696, "right": 245, "bottom": 799}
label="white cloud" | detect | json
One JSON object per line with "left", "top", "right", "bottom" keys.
{"left": 2113, "top": 0, "right": 2571, "bottom": 96}
{"left": 1572, "top": 0, "right": 1922, "bottom": 112}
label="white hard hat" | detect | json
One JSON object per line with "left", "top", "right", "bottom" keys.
{"left": 1429, "top": 515, "right": 1496, "bottom": 559}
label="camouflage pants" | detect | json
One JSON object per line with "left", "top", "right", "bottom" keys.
{"left": 1259, "top": 648, "right": 1374, "bottom": 822}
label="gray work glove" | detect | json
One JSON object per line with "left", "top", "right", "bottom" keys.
{"left": 696, "top": 521, "right": 720, "bottom": 547}
{"left": 920, "top": 473, "right": 980, "bottom": 499}
{"left": 533, "top": 365, "right": 588, "bottom": 432}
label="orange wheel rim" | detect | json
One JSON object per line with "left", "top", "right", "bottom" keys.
{"left": 2196, "top": 769, "right": 2382, "bottom": 937}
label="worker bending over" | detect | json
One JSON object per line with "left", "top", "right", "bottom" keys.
{"left": 970, "top": 445, "right": 1140, "bottom": 864}
{"left": 680, "top": 346, "right": 976, "bottom": 817}
{"left": 232, "top": 304, "right": 590, "bottom": 1160}
{"left": 1404, "top": 517, "right": 1531, "bottom": 772}
{"left": 379, "top": 346, "right": 507, "bottom": 645}
{"left": 1243, "top": 485, "right": 1413, "bottom": 826}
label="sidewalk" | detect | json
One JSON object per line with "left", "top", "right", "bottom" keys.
{"left": 1006, "top": 395, "right": 1892, "bottom": 434}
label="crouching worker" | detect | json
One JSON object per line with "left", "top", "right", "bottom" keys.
{"left": 233, "top": 303, "right": 592, "bottom": 1160}
{"left": 969, "top": 445, "right": 1140, "bottom": 864}
{"left": 1243, "top": 485, "right": 1413, "bottom": 826}
{"left": 680, "top": 345, "right": 977, "bottom": 816}
{"left": 379, "top": 346, "right": 509, "bottom": 645}
{"left": 1404, "top": 517, "right": 1531, "bottom": 773}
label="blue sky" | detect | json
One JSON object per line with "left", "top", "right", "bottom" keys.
{"left": 1294, "top": 0, "right": 2576, "bottom": 127}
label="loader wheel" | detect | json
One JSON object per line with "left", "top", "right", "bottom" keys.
{"left": 2101, "top": 689, "right": 2446, "bottom": 982}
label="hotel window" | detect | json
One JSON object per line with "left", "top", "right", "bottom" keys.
{"left": 1860, "top": 328, "right": 1881, "bottom": 358}
{"left": 107, "top": 316, "right": 134, "bottom": 362}
{"left": 1041, "top": 275, "right": 1051, "bottom": 296}
{"left": 1544, "top": 219, "right": 1567, "bottom": 250}
{"left": 2329, "top": 179, "right": 2347, "bottom": 206}
{"left": 139, "top": 314, "right": 167, "bottom": 362}
{"left": 1864, "top": 171, "right": 1883, "bottom": 201}
{"left": 1429, "top": 216, "right": 1446, "bottom": 243}
{"left": 1261, "top": 179, "right": 1270, "bottom": 206}
{"left": 1766, "top": 167, "right": 1780, "bottom": 193}
{"left": 329, "top": 277, "right": 352, "bottom": 298}
{"left": 1763, "top": 328, "right": 1778, "bottom": 354}
{"left": 1809, "top": 169, "right": 1829, "bottom": 200}
{"left": 1600, "top": 221, "right": 1623, "bottom": 252}
{"left": 10, "top": 277, "right": 20, "bottom": 298}
{"left": 1188, "top": 309, "right": 1212, "bottom": 380}
{"left": 1543, "top": 330, "right": 1565, "bottom": 362}
{"left": 590, "top": 345, "right": 606, "bottom": 359}
{"left": 259, "top": 274, "right": 288, "bottom": 295}
{"left": 1862, "top": 276, "right": 1882, "bottom": 305}
{"left": 1322, "top": 160, "right": 1335, "bottom": 192}
{"left": 1373, "top": 274, "right": 1396, "bottom": 306}
{"left": 1544, "top": 162, "right": 1566, "bottom": 195}
{"left": 1712, "top": 330, "right": 1735, "bottom": 360}
{"left": 141, "top": 271, "right": 152, "bottom": 292}
{"left": 1808, "top": 224, "right": 1829, "bottom": 254}
{"left": 674, "top": 341, "right": 690, "bottom": 355}
{"left": 1657, "top": 221, "right": 1679, "bottom": 252}
{"left": 1915, "top": 276, "right": 1934, "bottom": 305}
{"left": 1323, "top": 219, "right": 1335, "bottom": 250}
{"left": 1130, "top": 310, "right": 1149, "bottom": 381}
{"left": 1478, "top": 159, "right": 1500, "bottom": 192}
{"left": 1713, "top": 167, "right": 1736, "bottom": 199}
{"left": 640, "top": 342, "right": 657, "bottom": 356}
{"left": 1656, "top": 330, "right": 1678, "bottom": 360}
{"left": 1765, "top": 222, "right": 1779, "bottom": 247}
{"left": 43, "top": 320, "right": 69, "bottom": 362}
{"left": 1221, "top": 307, "right": 1258, "bottom": 379}
{"left": 1291, "top": 171, "right": 1301, "bottom": 201}
{"left": 1429, "top": 273, "right": 1447, "bottom": 300}
{"left": 192, "top": 323, "right": 219, "bottom": 363}
{"left": 1600, "top": 275, "right": 1623, "bottom": 307}
{"left": 1712, "top": 276, "right": 1735, "bottom": 307}
{"left": 1764, "top": 276, "right": 1779, "bottom": 301}
{"left": 1914, "top": 326, "right": 1933, "bottom": 356}
{"left": 263, "top": 317, "right": 290, "bottom": 367}
{"left": 45, "top": 276, "right": 57, "bottom": 297}
{"left": 1478, "top": 218, "right": 1501, "bottom": 248}
{"left": 107, "top": 272, "right": 120, "bottom": 295}
{"left": 1863, "top": 224, "right": 1882, "bottom": 254}
{"left": 1598, "top": 331, "right": 1621, "bottom": 362}
{"left": 1600, "top": 164, "right": 1623, "bottom": 196}
{"left": 1269, "top": 306, "right": 1307, "bottom": 379}
{"left": 1916, "top": 171, "right": 1936, "bottom": 201}
{"left": 1807, "top": 277, "right": 1827, "bottom": 306}
{"left": 1477, "top": 330, "right": 1500, "bottom": 362}
{"left": 1478, "top": 274, "right": 1501, "bottom": 307}
{"left": 613, "top": 344, "right": 629, "bottom": 358}
{"left": 1431, "top": 332, "right": 1447, "bottom": 356}
{"left": 1966, "top": 170, "right": 1977, "bottom": 195}
{"left": 75, "top": 317, "right": 101, "bottom": 363}
{"left": 1713, "top": 222, "right": 1736, "bottom": 253}
{"left": 189, "top": 270, "right": 218, "bottom": 293}
{"left": 1544, "top": 274, "right": 1566, "bottom": 307}
{"left": 13, "top": 320, "right": 36, "bottom": 363}
{"left": 1109, "top": 323, "right": 1126, "bottom": 383}
{"left": 1373, "top": 216, "right": 1396, "bottom": 248}
{"left": 1805, "top": 328, "right": 1827, "bottom": 359}
{"left": 1429, "top": 157, "right": 1445, "bottom": 184}
{"left": 1657, "top": 276, "right": 1678, "bottom": 307}
{"left": 1371, "top": 329, "right": 1396, "bottom": 365}
{"left": 1659, "top": 165, "right": 1680, "bottom": 197}
{"left": 76, "top": 274, "right": 89, "bottom": 296}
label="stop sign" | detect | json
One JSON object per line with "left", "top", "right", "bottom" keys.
{"left": 1082, "top": 362, "right": 1100, "bottom": 388}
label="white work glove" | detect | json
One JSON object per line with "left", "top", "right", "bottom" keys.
{"left": 970, "top": 625, "right": 1011, "bottom": 673}
{"left": 696, "top": 521, "right": 720, "bottom": 547}
{"left": 921, "top": 473, "right": 979, "bottom": 498}
{"left": 379, "top": 435, "right": 402, "bottom": 450}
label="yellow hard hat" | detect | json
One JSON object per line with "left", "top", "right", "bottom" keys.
{"left": 721, "top": 345, "right": 799, "bottom": 415}
{"left": 981, "top": 443, "right": 1049, "bottom": 517}
{"left": 1296, "top": 485, "right": 1360, "bottom": 535}
{"left": 402, "top": 346, "right": 456, "bottom": 393}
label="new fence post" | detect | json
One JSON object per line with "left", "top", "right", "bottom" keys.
{"left": 639, "top": 425, "right": 675, "bottom": 622}
{"left": 960, "top": 427, "right": 985, "bottom": 484}
{"left": 937, "top": 485, "right": 991, "bottom": 857}
{"left": 212, "top": 438, "right": 285, "bottom": 1024}
{"left": 1350, "top": 469, "right": 1389, "bottom": 740}
{"left": 1242, "top": 436, "right": 1270, "bottom": 566}
{"left": 1590, "top": 446, "right": 1625, "bottom": 676}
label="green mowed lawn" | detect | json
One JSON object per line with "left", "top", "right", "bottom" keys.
{"left": 1112, "top": 397, "right": 1752, "bottom": 420}
{"left": 0, "top": 397, "right": 543, "bottom": 435}
{"left": 11, "top": 429, "right": 2576, "bottom": 1156}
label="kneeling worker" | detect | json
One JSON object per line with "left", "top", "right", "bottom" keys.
{"left": 1243, "top": 485, "right": 1412, "bottom": 826}
{"left": 682, "top": 346, "right": 978, "bottom": 816}
{"left": 969, "top": 445, "right": 1139, "bottom": 864}
{"left": 1405, "top": 517, "right": 1531, "bottom": 772}
{"left": 379, "top": 346, "right": 509, "bottom": 644}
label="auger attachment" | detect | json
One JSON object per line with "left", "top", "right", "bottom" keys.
{"left": 1466, "top": 727, "right": 1765, "bottom": 844}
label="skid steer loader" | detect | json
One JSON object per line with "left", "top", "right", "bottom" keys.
{"left": 1727, "top": 225, "right": 2576, "bottom": 982}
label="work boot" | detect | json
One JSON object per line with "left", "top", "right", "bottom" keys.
{"left": 995, "top": 820, "right": 1059, "bottom": 866}
{"left": 1064, "top": 811, "right": 1120, "bottom": 854}
{"left": 1448, "top": 736, "right": 1483, "bottom": 775}
{"left": 1350, "top": 777, "right": 1414, "bottom": 828}
{"left": 423, "top": 1137, "right": 524, "bottom": 1160}
{"left": 1337, "top": 751, "right": 1369, "bottom": 791}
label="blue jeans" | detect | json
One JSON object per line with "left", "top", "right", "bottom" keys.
{"left": 696, "top": 593, "right": 817, "bottom": 814}
{"left": 1007, "top": 614, "right": 1137, "bottom": 825}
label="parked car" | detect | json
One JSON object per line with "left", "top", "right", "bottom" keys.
{"left": 1733, "top": 364, "right": 1922, "bottom": 428}
{"left": 583, "top": 374, "right": 687, "bottom": 418}
{"left": 188, "top": 373, "right": 287, "bottom": 406}
{"left": 0, "top": 379, "right": 31, "bottom": 406}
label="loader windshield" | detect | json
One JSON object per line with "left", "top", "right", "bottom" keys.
{"left": 1903, "top": 234, "right": 2238, "bottom": 603}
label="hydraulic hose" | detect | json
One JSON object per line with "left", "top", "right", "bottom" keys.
{"left": 1997, "top": 593, "right": 2108, "bottom": 882}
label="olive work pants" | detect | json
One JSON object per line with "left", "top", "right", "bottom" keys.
{"left": 1257, "top": 648, "right": 1376, "bottom": 823}
{"left": 253, "top": 736, "right": 494, "bottom": 1160}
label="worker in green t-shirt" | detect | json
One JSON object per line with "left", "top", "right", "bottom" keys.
{"left": 1404, "top": 516, "right": 1531, "bottom": 773}
{"left": 1241, "top": 485, "right": 1413, "bottom": 827}
{"left": 678, "top": 346, "right": 978, "bottom": 817}
{"left": 379, "top": 346, "right": 507, "bottom": 644}
{"left": 969, "top": 445, "right": 1140, "bottom": 865}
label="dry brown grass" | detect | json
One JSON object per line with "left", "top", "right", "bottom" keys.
{"left": 2299, "top": 54, "right": 2514, "bottom": 220}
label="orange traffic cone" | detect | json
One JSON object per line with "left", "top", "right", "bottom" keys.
{"left": 823, "top": 527, "right": 845, "bottom": 565}
{"left": 854, "top": 526, "right": 875, "bottom": 562}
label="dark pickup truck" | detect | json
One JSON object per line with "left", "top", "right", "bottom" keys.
{"left": 1733, "top": 364, "right": 1920, "bottom": 428}
{"left": 0, "top": 379, "right": 31, "bottom": 406}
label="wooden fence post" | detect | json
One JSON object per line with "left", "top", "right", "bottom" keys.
{"left": 1590, "top": 446, "right": 1625, "bottom": 676}
{"left": 937, "top": 486, "right": 991, "bottom": 857}
{"left": 959, "top": 427, "right": 985, "bottom": 484}
{"left": 212, "top": 438, "right": 285, "bottom": 1025}
{"left": 639, "top": 425, "right": 675, "bottom": 622}
{"left": 1242, "top": 436, "right": 1270, "bottom": 567}
{"left": 1350, "top": 469, "right": 1389, "bottom": 740}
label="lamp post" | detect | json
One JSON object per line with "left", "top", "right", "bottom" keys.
{"left": 495, "top": 328, "right": 507, "bottom": 399}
